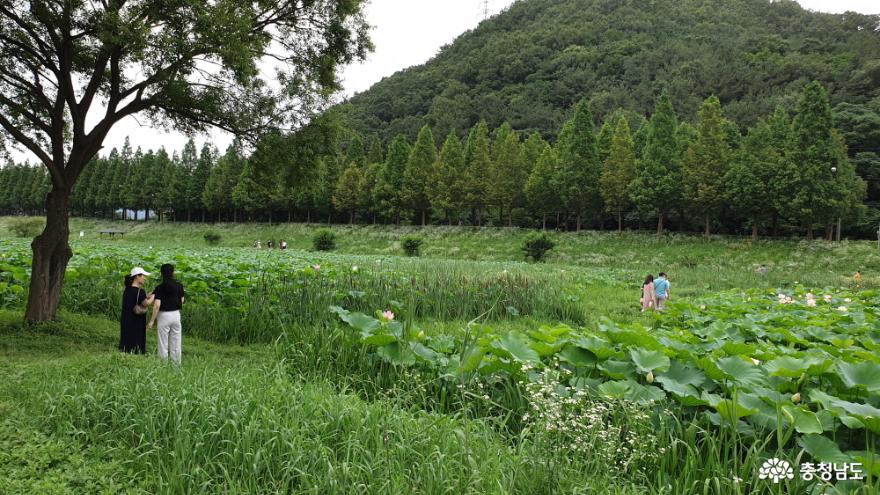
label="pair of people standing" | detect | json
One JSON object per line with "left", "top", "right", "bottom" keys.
{"left": 119, "top": 264, "right": 185, "bottom": 364}
{"left": 641, "top": 272, "right": 671, "bottom": 311}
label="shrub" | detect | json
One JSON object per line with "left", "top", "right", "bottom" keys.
{"left": 522, "top": 232, "right": 555, "bottom": 262}
{"left": 203, "top": 231, "right": 221, "bottom": 245}
{"left": 8, "top": 218, "right": 44, "bottom": 238}
{"left": 312, "top": 229, "right": 336, "bottom": 251}
{"left": 401, "top": 235, "right": 423, "bottom": 257}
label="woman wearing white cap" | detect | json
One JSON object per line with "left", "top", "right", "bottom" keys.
{"left": 119, "top": 267, "right": 155, "bottom": 354}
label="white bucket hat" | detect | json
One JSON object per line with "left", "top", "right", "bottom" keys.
{"left": 130, "top": 267, "right": 151, "bottom": 277}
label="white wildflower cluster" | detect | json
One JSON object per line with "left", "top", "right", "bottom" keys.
{"left": 777, "top": 292, "right": 849, "bottom": 310}
{"left": 520, "top": 361, "right": 660, "bottom": 475}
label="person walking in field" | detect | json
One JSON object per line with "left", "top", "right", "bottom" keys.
{"left": 148, "top": 263, "right": 185, "bottom": 365}
{"left": 641, "top": 274, "right": 656, "bottom": 312}
{"left": 120, "top": 267, "right": 154, "bottom": 354}
{"left": 654, "top": 272, "right": 671, "bottom": 310}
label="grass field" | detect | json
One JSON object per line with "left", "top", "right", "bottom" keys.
{"left": 1, "top": 217, "right": 878, "bottom": 494}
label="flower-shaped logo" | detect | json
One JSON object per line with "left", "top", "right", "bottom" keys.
{"left": 759, "top": 458, "right": 794, "bottom": 483}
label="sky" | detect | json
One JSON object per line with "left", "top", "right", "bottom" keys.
{"left": 6, "top": 0, "right": 880, "bottom": 162}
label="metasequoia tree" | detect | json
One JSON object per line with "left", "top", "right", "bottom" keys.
{"left": 0, "top": 0, "right": 370, "bottom": 321}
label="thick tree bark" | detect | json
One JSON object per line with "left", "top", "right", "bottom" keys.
{"left": 576, "top": 214, "right": 582, "bottom": 232}
{"left": 657, "top": 211, "right": 665, "bottom": 236}
{"left": 25, "top": 187, "right": 73, "bottom": 322}
{"left": 752, "top": 221, "right": 758, "bottom": 241}
{"left": 806, "top": 223, "right": 814, "bottom": 240}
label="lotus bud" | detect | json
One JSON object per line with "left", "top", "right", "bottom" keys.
{"left": 646, "top": 371, "right": 655, "bottom": 384}
{"left": 791, "top": 392, "right": 801, "bottom": 403}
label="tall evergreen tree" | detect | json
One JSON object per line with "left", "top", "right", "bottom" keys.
{"left": 522, "top": 131, "right": 548, "bottom": 174}
{"left": 631, "top": 90, "right": 681, "bottom": 235}
{"left": 373, "top": 135, "right": 411, "bottom": 224}
{"left": 402, "top": 125, "right": 437, "bottom": 225}
{"left": 525, "top": 144, "right": 560, "bottom": 230}
{"left": 190, "top": 143, "right": 216, "bottom": 222}
{"left": 789, "top": 81, "right": 843, "bottom": 239}
{"left": 597, "top": 120, "right": 614, "bottom": 164}
{"left": 461, "top": 121, "right": 492, "bottom": 226}
{"left": 334, "top": 162, "right": 365, "bottom": 223}
{"left": 366, "top": 137, "right": 385, "bottom": 165}
{"left": 600, "top": 117, "right": 637, "bottom": 232}
{"left": 430, "top": 131, "right": 466, "bottom": 224}
{"left": 556, "top": 99, "right": 601, "bottom": 231}
{"left": 724, "top": 120, "right": 783, "bottom": 239}
{"left": 682, "top": 96, "right": 731, "bottom": 237}
{"left": 489, "top": 128, "right": 527, "bottom": 226}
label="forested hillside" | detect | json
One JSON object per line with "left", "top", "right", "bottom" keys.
{"left": 2, "top": 0, "right": 879, "bottom": 238}
{"left": 341, "top": 0, "right": 880, "bottom": 142}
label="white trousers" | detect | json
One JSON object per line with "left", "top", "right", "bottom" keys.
{"left": 157, "top": 310, "right": 182, "bottom": 364}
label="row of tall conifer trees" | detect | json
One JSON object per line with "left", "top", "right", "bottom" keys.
{"left": 0, "top": 81, "right": 866, "bottom": 238}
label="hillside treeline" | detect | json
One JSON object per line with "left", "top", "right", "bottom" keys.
{"left": 341, "top": 0, "right": 880, "bottom": 144}
{"left": 1, "top": 81, "right": 874, "bottom": 239}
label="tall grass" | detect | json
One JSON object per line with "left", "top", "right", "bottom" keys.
{"left": 13, "top": 354, "right": 644, "bottom": 494}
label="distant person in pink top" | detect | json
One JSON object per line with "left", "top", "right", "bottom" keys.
{"left": 641, "top": 274, "right": 656, "bottom": 312}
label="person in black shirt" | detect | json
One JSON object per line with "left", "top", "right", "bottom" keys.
{"left": 120, "top": 267, "right": 154, "bottom": 354}
{"left": 148, "top": 263, "right": 185, "bottom": 364}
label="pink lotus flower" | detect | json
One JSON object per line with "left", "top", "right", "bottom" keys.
{"left": 312, "top": 264, "right": 321, "bottom": 270}
{"left": 382, "top": 310, "right": 395, "bottom": 321}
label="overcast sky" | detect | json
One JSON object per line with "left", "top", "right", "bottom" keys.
{"left": 7, "top": 0, "right": 880, "bottom": 162}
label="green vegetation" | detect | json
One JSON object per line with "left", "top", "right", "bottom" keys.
{"left": 401, "top": 235, "right": 423, "bottom": 256}
{"left": 312, "top": 228, "right": 337, "bottom": 251}
{"left": 7, "top": 217, "right": 43, "bottom": 238}
{"left": 521, "top": 231, "right": 556, "bottom": 262}
{"left": 1, "top": 220, "right": 878, "bottom": 493}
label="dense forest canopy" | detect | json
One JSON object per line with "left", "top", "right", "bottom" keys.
{"left": 340, "top": 0, "right": 880, "bottom": 143}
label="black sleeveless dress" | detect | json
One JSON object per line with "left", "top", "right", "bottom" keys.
{"left": 119, "top": 286, "right": 147, "bottom": 354}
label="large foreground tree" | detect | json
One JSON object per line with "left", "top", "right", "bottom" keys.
{"left": 0, "top": 0, "right": 371, "bottom": 322}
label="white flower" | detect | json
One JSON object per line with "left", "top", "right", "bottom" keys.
{"left": 351, "top": 265, "right": 359, "bottom": 272}
{"left": 806, "top": 299, "right": 816, "bottom": 307}
{"left": 751, "top": 358, "right": 761, "bottom": 366}
{"left": 699, "top": 304, "right": 706, "bottom": 310}
{"left": 837, "top": 306, "right": 848, "bottom": 312}
{"left": 824, "top": 294, "right": 833, "bottom": 302}
{"left": 844, "top": 298, "right": 851, "bottom": 303}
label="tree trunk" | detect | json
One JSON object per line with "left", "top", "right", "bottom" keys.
{"left": 617, "top": 211, "right": 622, "bottom": 232}
{"left": 704, "top": 214, "right": 710, "bottom": 238}
{"left": 576, "top": 214, "right": 582, "bottom": 232}
{"left": 422, "top": 209, "right": 426, "bottom": 227}
{"left": 269, "top": 210, "right": 273, "bottom": 224}
{"left": 836, "top": 217, "right": 842, "bottom": 242}
{"left": 350, "top": 211, "right": 354, "bottom": 224}
{"left": 306, "top": 209, "right": 311, "bottom": 224}
{"left": 656, "top": 212, "right": 665, "bottom": 236}
{"left": 806, "top": 223, "right": 814, "bottom": 240}
{"left": 288, "top": 210, "right": 292, "bottom": 223}
{"left": 25, "top": 187, "right": 73, "bottom": 322}
{"left": 507, "top": 208, "right": 512, "bottom": 228}
{"left": 542, "top": 213, "right": 547, "bottom": 231}
{"left": 555, "top": 211, "right": 560, "bottom": 231}
{"left": 771, "top": 214, "right": 778, "bottom": 238}
{"left": 752, "top": 221, "right": 758, "bottom": 241}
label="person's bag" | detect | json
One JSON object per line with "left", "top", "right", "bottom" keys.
{"left": 133, "top": 288, "right": 147, "bottom": 315}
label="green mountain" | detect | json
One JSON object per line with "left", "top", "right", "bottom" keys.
{"left": 340, "top": 0, "right": 880, "bottom": 143}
